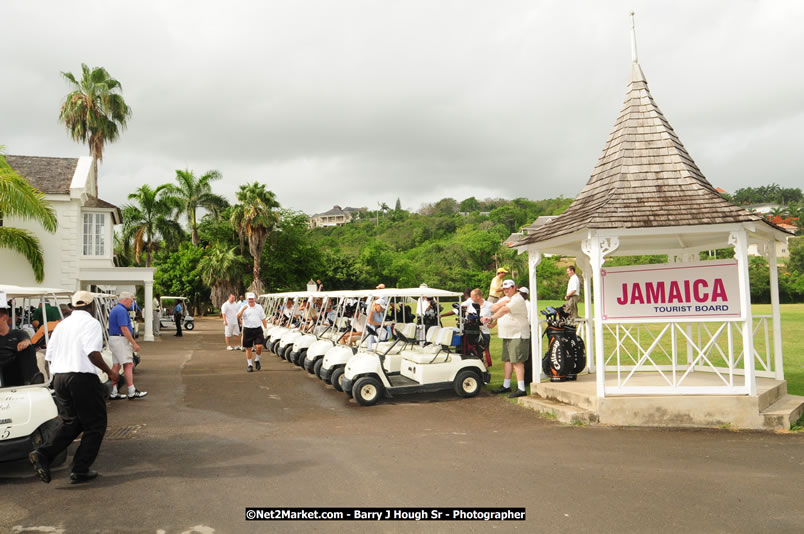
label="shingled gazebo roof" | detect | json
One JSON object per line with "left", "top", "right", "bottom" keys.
{"left": 514, "top": 61, "right": 779, "bottom": 247}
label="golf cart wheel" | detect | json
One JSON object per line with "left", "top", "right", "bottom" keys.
{"left": 272, "top": 341, "right": 282, "bottom": 356}
{"left": 454, "top": 369, "right": 481, "bottom": 398}
{"left": 296, "top": 349, "right": 307, "bottom": 367}
{"left": 184, "top": 321, "right": 194, "bottom": 331}
{"left": 353, "top": 377, "right": 383, "bottom": 406}
{"left": 277, "top": 344, "right": 287, "bottom": 360}
{"left": 313, "top": 358, "right": 324, "bottom": 378}
{"left": 284, "top": 345, "right": 294, "bottom": 362}
{"left": 330, "top": 367, "right": 345, "bottom": 392}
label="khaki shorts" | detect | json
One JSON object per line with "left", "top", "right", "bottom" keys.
{"left": 225, "top": 322, "right": 240, "bottom": 337}
{"left": 109, "top": 335, "right": 134, "bottom": 365}
{"left": 501, "top": 338, "right": 530, "bottom": 363}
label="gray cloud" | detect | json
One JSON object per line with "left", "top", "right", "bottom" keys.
{"left": 1, "top": 0, "right": 802, "bottom": 216}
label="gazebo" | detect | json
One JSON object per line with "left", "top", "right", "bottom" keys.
{"left": 512, "top": 23, "right": 802, "bottom": 429}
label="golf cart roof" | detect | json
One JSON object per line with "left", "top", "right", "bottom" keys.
{"left": 160, "top": 296, "right": 188, "bottom": 300}
{"left": 373, "top": 287, "right": 462, "bottom": 298}
{"left": 0, "top": 285, "right": 73, "bottom": 298}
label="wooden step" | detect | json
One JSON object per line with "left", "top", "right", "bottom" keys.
{"left": 517, "top": 395, "right": 599, "bottom": 425}
{"left": 761, "top": 394, "right": 804, "bottom": 430}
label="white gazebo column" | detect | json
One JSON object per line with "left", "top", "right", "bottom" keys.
{"left": 583, "top": 234, "right": 619, "bottom": 398}
{"left": 576, "top": 255, "right": 594, "bottom": 373}
{"left": 144, "top": 281, "right": 154, "bottom": 342}
{"left": 768, "top": 240, "right": 784, "bottom": 380}
{"left": 731, "top": 229, "right": 756, "bottom": 395}
{"left": 527, "top": 247, "right": 543, "bottom": 385}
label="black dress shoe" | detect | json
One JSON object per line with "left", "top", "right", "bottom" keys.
{"left": 491, "top": 386, "right": 512, "bottom": 394}
{"left": 29, "top": 450, "right": 51, "bottom": 483}
{"left": 70, "top": 470, "right": 98, "bottom": 484}
{"left": 508, "top": 389, "right": 528, "bottom": 398}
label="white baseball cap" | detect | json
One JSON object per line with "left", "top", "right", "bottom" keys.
{"left": 246, "top": 292, "right": 256, "bottom": 299}
{"left": 72, "top": 290, "right": 94, "bottom": 307}
{"left": 501, "top": 279, "right": 516, "bottom": 289}
{"left": 518, "top": 287, "right": 529, "bottom": 295}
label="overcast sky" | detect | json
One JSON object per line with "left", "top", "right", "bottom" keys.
{"left": 2, "top": 1, "right": 802, "bottom": 216}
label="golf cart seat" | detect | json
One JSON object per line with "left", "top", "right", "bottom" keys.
{"left": 374, "top": 323, "right": 416, "bottom": 354}
{"left": 400, "top": 326, "right": 443, "bottom": 363}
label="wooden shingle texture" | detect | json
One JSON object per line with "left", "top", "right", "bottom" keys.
{"left": 6, "top": 155, "right": 79, "bottom": 195}
{"left": 515, "top": 63, "right": 771, "bottom": 246}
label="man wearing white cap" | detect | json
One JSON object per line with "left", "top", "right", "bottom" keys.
{"left": 237, "top": 292, "right": 267, "bottom": 372}
{"left": 29, "top": 290, "right": 119, "bottom": 485}
{"left": 490, "top": 279, "right": 530, "bottom": 398}
{"left": 365, "top": 297, "right": 388, "bottom": 349}
{"left": 107, "top": 292, "right": 146, "bottom": 400}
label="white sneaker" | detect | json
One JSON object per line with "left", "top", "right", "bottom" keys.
{"left": 226, "top": 346, "right": 234, "bottom": 351}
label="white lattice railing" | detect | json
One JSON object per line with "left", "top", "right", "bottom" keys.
{"left": 596, "top": 315, "right": 776, "bottom": 395}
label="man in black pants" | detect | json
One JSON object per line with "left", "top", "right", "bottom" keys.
{"left": 28, "top": 291, "right": 119, "bottom": 485}
{"left": 0, "top": 305, "right": 43, "bottom": 386}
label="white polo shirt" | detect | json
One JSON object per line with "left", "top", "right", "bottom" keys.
{"left": 462, "top": 298, "right": 493, "bottom": 335}
{"left": 496, "top": 293, "right": 530, "bottom": 339}
{"left": 220, "top": 300, "right": 240, "bottom": 325}
{"left": 567, "top": 274, "right": 580, "bottom": 297}
{"left": 45, "top": 310, "right": 103, "bottom": 374}
{"left": 240, "top": 303, "right": 266, "bottom": 328}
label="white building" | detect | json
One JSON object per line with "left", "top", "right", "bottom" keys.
{"left": 4, "top": 155, "right": 157, "bottom": 341}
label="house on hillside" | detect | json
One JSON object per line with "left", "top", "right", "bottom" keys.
{"left": 309, "top": 205, "right": 363, "bottom": 227}
{"left": 4, "top": 155, "right": 157, "bottom": 340}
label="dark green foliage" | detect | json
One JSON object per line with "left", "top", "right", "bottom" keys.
{"left": 153, "top": 243, "right": 208, "bottom": 314}
{"left": 731, "top": 184, "right": 802, "bottom": 205}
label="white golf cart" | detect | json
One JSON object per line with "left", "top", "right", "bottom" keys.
{"left": 340, "top": 288, "right": 491, "bottom": 406}
{"left": 159, "top": 296, "right": 195, "bottom": 331}
{"left": 300, "top": 291, "right": 362, "bottom": 374}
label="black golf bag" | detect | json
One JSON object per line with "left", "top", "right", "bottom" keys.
{"left": 458, "top": 303, "right": 491, "bottom": 368}
{"left": 541, "top": 305, "right": 586, "bottom": 382}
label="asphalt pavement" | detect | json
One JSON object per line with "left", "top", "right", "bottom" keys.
{"left": 2, "top": 317, "right": 803, "bottom": 533}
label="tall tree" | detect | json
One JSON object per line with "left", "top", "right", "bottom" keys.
{"left": 198, "top": 245, "right": 247, "bottom": 308}
{"left": 230, "top": 182, "right": 280, "bottom": 294}
{"left": 0, "top": 149, "right": 58, "bottom": 282}
{"left": 121, "top": 184, "right": 183, "bottom": 267}
{"left": 58, "top": 64, "right": 132, "bottom": 190}
{"left": 164, "top": 169, "right": 228, "bottom": 245}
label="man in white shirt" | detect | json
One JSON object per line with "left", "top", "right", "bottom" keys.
{"left": 220, "top": 294, "right": 242, "bottom": 351}
{"left": 463, "top": 289, "right": 493, "bottom": 368}
{"left": 565, "top": 266, "right": 581, "bottom": 321}
{"left": 490, "top": 280, "right": 530, "bottom": 398}
{"left": 29, "top": 291, "right": 118, "bottom": 485}
{"left": 237, "top": 292, "right": 267, "bottom": 372}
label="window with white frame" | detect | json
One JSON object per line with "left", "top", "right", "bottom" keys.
{"left": 82, "top": 212, "right": 106, "bottom": 256}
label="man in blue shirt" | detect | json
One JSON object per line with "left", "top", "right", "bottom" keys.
{"left": 108, "top": 292, "right": 147, "bottom": 400}
{"left": 173, "top": 300, "right": 183, "bottom": 337}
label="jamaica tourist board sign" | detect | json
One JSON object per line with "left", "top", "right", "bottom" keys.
{"left": 600, "top": 260, "right": 742, "bottom": 322}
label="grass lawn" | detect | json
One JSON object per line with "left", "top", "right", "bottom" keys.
{"left": 443, "top": 301, "right": 804, "bottom": 396}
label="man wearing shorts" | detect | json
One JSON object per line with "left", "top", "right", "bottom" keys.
{"left": 237, "top": 292, "right": 267, "bottom": 373}
{"left": 220, "top": 294, "right": 242, "bottom": 351}
{"left": 108, "top": 292, "right": 147, "bottom": 400}
{"left": 490, "top": 279, "right": 530, "bottom": 398}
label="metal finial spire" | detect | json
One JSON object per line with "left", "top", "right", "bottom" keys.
{"left": 630, "top": 11, "right": 639, "bottom": 64}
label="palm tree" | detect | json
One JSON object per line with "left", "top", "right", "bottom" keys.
{"left": 121, "top": 184, "right": 183, "bottom": 267}
{"left": 0, "top": 149, "right": 58, "bottom": 282}
{"left": 163, "top": 169, "right": 228, "bottom": 245}
{"left": 59, "top": 64, "right": 132, "bottom": 190}
{"left": 230, "top": 182, "right": 280, "bottom": 294}
{"left": 198, "top": 245, "right": 247, "bottom": 308}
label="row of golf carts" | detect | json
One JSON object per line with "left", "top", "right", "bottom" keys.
{"left": 258, "top": 288, "right": 490, "bottom": 406}
{"left": 0, "top": 285, "right": 133, "bottom": 465}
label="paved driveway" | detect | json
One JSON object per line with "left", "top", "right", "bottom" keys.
{"left": 2, "top": 318, "right": 802, "bottom": 533}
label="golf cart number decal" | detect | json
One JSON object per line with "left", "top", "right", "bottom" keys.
{"left": 1, "top": 426, "right": 11, "bottom": 439}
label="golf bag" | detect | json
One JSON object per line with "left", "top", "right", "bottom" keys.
{"left": 541, "top": 305, "right": 586, "bottom": 382}
{"left": 459, "top": 303, "right": 492, "bottom": 368}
